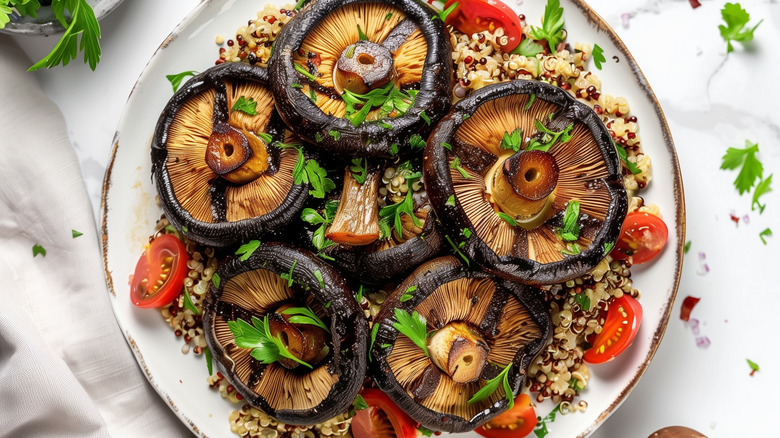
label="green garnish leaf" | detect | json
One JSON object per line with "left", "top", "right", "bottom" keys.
{"left": 28, "top": 0, "right": 102, "bottom": 71}
{"left": 315, "top": 132, "right": 324, "bottom": 142}
{"left": 353, "top": 394, "right": 369, "bottom": 410}
{"left": 462, "top": 228, "right": 472, "bottom": 239}
{"left": 235, "top": 240, "right": 261, "bottom": 261}
{"left": 525, "top": 93, "right": 536, "bottom": 110}
{"left": 342, "top": 82, "right": 415, "bottom": 126}
{"left": 529, "top": 0, "right": 566, "bottom": 52}
{"left": 281, "top": 306, "right": 330, "bottom": 333}
{"left": 441, "top": 142, "right": 452, "bottom": 151}
{"left": 752, "top": 174, "right": 772, "bottom": 213}
{"left": 721, "top": 140, "right": 763, "bottom": 195}
{"left": 435, "top": 1, "right": 458, "bottom": 22}
{"left": 574, "top": 291, "right": 591, "bottom": 311}
{"left": 719, "top": 3, "right": 762, "bottom": 53}
{"left": 760, "top": 228, "right": 772, "bottom": 245}
{"left": 418, "top": 427, "right": 435, "bottom": 437}
{"left": 231, "top": 96, "right": 258, "bottom": 115}
{"left": 280, "top": 260, "right": 298, "bottom": 287}
{"left": 615, "top": 143, "right": 642, "bottom": 175}
{"left": 166, "top": 71, "right": 198, "bottom": 93}
{"left": 325, "top": 301, "right": 331, "bottom": 309}
{"left": 559, "top": 201, "right": 581, "bottom": 242}
{"left": 420, "top": 110, "right": 431, "bottom": 126}
{"left": 385, "top": 12, "right": 393, "bottom": 20}
{"left": 400, "top": 285, "right": 418, "bottom": 303}
{"left": 72, "top": 229, "right": 83, "bottom": 238}
{"left": 304, "top": 159, "right": 336, "bottom": 198}
{"left": 379, "top": 180, "right": 422, "bottom": 239}
{"left": 534, "top": 404, "right": 562, "bottom": 437}
{"left": 446, "top": 195, "right": 456, "bottom": 207}
{"left": 450, "top": 157, "right": 471, "bottom": 179}
{"left": 747, "top": 358, "right": 760, "bottom": 372}
{"left": 468, "top": 363, "right": 514, "bottom": 408}
{"left": 684, "top": 241, "right": 691, "bottom": 254}
{"left": 369, "top": 323, "right": 379, "bottom": 362}
{"left": 390, "top": 143, "right": 399, "bottom": 155}
{"left": 257, "top": 132, "right": 274, "bottom": 144}
{"left": 512, "top": 38, "right": 544, "bottom": 57}
{"left": 603, "top": 241, "right": 614, "bottom": 254}
{"left": 500, "top": 128, "right": 523, "bottom": 153}
{"left": 294, "top": 0, "right": 309, "bottom": 11}
{"left": 32, "top": 244, "right": 46, "bottom": 258}
{"left": 497, "top": 212, "right": 518, "bottom": 227}
{"left": 526, "top": 120, "right": 573, "bottom": 152}
{"left": 350, "top": 158, "right": 368, "bottom": 184}
{"left": 290, "top": 83, "right": 303, "bottom": 89}
{"left": 204, "top": 346, "right": 214, "bottom": 376}
{"left": 356, "top": 284, "right": 364, "bottom": 303}
{"left": 294, "top": 62, "right": 318, "bottom": 81}
{"left": 211, "top": 272, "right": 221, "bottom": 289}
{"left": 329, "top": 130, "right": 341, "bottom": 141}
{"left": 183, "top": 289, "right": 200, "bottom": 315}
{"left": 393, "top": 309, "right": 429, "bottom": 357}
{"left": 445, "top": 234, "right": 470, "bottom": 266}
{"left": 314, "top": 269, "right": 325, "bottom": 289}
{"left": 591, "top": 43, "right": 606, "bottom": 69}
{"left": 357, "top": 24, "right": 368, "bottom": 41}
{"left": 410, "top": 134, "right": 426, "bottom": 151}
{"left": 228, "top": 316, "right": 313, "bottom": 369}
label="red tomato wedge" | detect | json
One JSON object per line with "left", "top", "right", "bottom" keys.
{"left": 130, "top": 234, "right": 190, "bottom": 308}
{"left": 612, "top": 212, "right": 669, "bottom": 264}
{"left": 475, "top": 394, "right": 537, "bottom": 438}
{"left": 444, "top": 0, "right": 524, "bottom": 52}
{"left": 351, "top": 388, "right": 418, "bottom": 438}
{"left": 583, "top": 295, "right": 643, "bottom": 364}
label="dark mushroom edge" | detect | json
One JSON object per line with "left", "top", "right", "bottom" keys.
{"left": 268, "top": 0, "right": 452, "bottom": 158}
{"left": 203, "top": 242, "right": 368, "bottom": 425}
{"left": 152, "top": 62, "right": 309, "bottom": 247}
{"left": 423, "top": 80, "right": 629, "bottom": 285}
{"left": 370, "top": 256, "right": 551, "bottom": 433}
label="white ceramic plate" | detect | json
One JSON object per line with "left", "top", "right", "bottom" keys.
{"left": 101, "top": 1, "right": 685, "bottom": 437}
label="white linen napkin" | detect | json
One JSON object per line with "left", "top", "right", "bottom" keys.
{"left": 0, "top": 37, "right": 191, "bottom": 437}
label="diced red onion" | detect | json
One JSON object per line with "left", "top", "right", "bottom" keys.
{"left": 689, "top": 0, "right": 702, "bottom": 9}
{"left": 689, "top": 318, "right": 700, "bottom": 335}
{"left": 621, "top": 13, "right": 630, "bottom": 28}
{"left": 743, "top": 214, "right": 750, "bottom": 224}
{"left": 695, "top": 336, "right": 711, "bottom": 348}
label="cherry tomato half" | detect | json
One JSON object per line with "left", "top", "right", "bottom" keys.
{"left": 612, "top": 212, "right": 669, "bottom": 264}
{"left": 475, "top": 394, "right": 537, "bottom": 438}
{"left": 352, "top": 388, "right": 418, "bottom": 438}
{"left": 444, "top": 0, "right": 524, "bottom": 52}
{"left": 130, "top": 234, "right": 190, "bottom": 308}
{"left": 583, "top": 295, "right": 643, "bottom": 364}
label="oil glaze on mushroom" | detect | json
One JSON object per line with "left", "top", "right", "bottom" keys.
{"left": 152, "top": 63, "right": 309, "bottom": 247}
{"left": 423, "top": 80, "right": 628, "bottom": 285}
{"left": 203, "top": 243, "right": 367, "bottom": 425}
{"left": 370, "top": 256, "right": 550, "bottom": 432}
{"left": 269, "top": 0, "right": 452, "bottom": 157}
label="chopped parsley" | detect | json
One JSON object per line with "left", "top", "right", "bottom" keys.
{"left": 281, "top": 306, "right": 330, "bottom": 333}
{"left": 393, "top": 308, "right": 429, "bottom": 357}
{"left": 529, "top": 0, "right": 566, "bottom": 52}
{"left": 604, "top": 241, "right": 615, "bottom": 254}
{"left": 591, "top": 43, "right": 606, "bottom": 69}
{"left": 409, "top": 134, "right": 426, "bottom": 151}
{"left": 420, "top": 110, "right": 431, "bottom": 126}
{"left": 524, "top": 93, "right": 536, "bottom": 110}
{"left": 512, "top": 38, "right": 544, "bottom": 57}
{"left": 329, "top": 130, "right": 341, "bottom": 141}
{"left": 434, "top": 1, "right": 458, "bottom": 22}
{"left": 304, "top": 159, "right": 336, "bottom": 198}
{"left": 615, "top": 143, "right": 642, "bottom": 175}
{"left": 294, "top": 62, "right": 318, "bottom": 81}
{"left": 183, "top": 289, "right": 199, "bottom": 315}
{"left": 32, "top": 244, "right": 46, "bottom": 258}
{"left": 369, "top": 323, "right": 379, "bottom": 362}
{"left": 574, "top": 291, "right": 591, "bottom": 311}
{"left": 280, "top": 260, "right": 298, "bottom": 287}
{"left": 559, "top": 201, "right": 581, "bottom": 242}
{"left": 747, "top": 358, "right": 760, "bottom": 374}
{"left": 446, "top": 195, "right": 456, "bottom": 207}
{"left": 500, "top": 128, "right": 523, "bottom": 153}
{"left": 341, "top": 82, "right": 416, "bottom": 126}
{"left": 231, "top": 96, "right": 258, "bottom": 115}
{"left": 235, "top": 240, "right": 261, "bottom": 261}
{"left": 204, "top": 346, "right": 213, "bottom": 376}
{"left": 526, "top": 120, "right": 573, "bottom": 152}
{"left": 534, "top": 404, "right": 562, "bottom": 437}
{"left": 400, "top": 286, "right": 417, "bottom": 303}
{"left": 445, "top": 234, "right": 470, "bottom": 266}
{"left": 228, "top": 315, "right": 312, "bottom": 369}
{"left": 450, "top": 157, "right": 471, "bottom": 179}
{"left": 379, "top": 175, "right": 422, "bottom": 239}
{"left": 721, "top": 140, "right": 763, "bottom": 195}
{"left": 497, "top": 212, "right": 518, "bottom": 226}
{"left": 350, "top": 158, "right": 368, "bottom": 184}
{"left": 357, "top": 24, "right": 368, "bottom": 41}
{"left": 468, "top": 363, "right": 514, "bottom": 408}
{"left": 353, "top": 394, "right": 369, "bottom": 411}
{"left": 385, "top": 12, "right": 393, "bottom": 20}
{"left": 390, "top": 143, "right": 399, "bottom": 155}
{"left": 72, "top": 229, "right": 83, "bottom": 238}
{"left": 314, "top": 269, "right": 325, "bottom": 289}
{"left": 719, "top": 3, "right": 762, "bottom": 53}
{"left": 684, "top": 241, "right": 691, "bottom": 254}
{"left": 166, "top": 70, "right": 198, "bottom": 93}
{"left": 752, "top": 174, "right": 772, "bottom": 214}
{"left": 211, "top": 272, "right": 221, "bottom": 289}
{"left": 760, "top": 228, "right": 772, "bottom": 245}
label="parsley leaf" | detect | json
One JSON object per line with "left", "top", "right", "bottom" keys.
{"left": 228, "top": 316, "right": 313, "bottom": 369}
{"left": 497, "top": 212, "right": 518, "bottom": 226}
{"left": 534, "top": 404, "right": 561, "bottom": 437}
{"left": 512, "top": 38, "right": 544, "bottom": 57}
{"left": 353, "top": 394, "right": 369, "bottom": 410}
{"left": 72, "top": 229, "right": 83, "bottom": 238}
{"left": 393, "top": 308, "right": 429, "bottom": 356}
{"left": 435, "top": 1, "right": 458, "bottom": 21}
{"left": 591, "top": 43, "right": 606, "bottom": 69}
{"left": 446, "top": 195, "right": 456, "bottom": 207}
{"left": 752, "top": 174, "right": 772, "bottom": 213}
{"left": 468, "top": 363, "right": 514, "bottom": 408}
{"left": 559, "top": 201, "right": 581, "bottom": 242}
{"left": 235, "top": 240, "right": 261, "bottom": 261}
{"left": 760, "top": 228, "right": 772, "bottom": 245}
{"left": 684, "top": 241, "right": 691, "bottom": 254}
{"left": 379, "top": 181, "right": 422, "bottom": 239}
{"left": 211, "top": 272, "right": 221, "bottom": 289}
{"left": 615, "top": 143, "right": 642, "bottom": 175}
{"left": 529, "top": 0, "right": 566, "bottom": 52}
{"left": 444, "top": 234, "right": 470, "bottom": 266}
{"left": 526, "top": 120, "right": 573, "bottom": 152}
{"left": 450, "top": 157, "right": 471, "bottom": 179}
{"left": 183, "top": 289, "right": 200, "bottom": 315}
{"left": 747, "top": 358, "right": 759, "bottom": 372}
{"left": 232, "top": 96, "right": 258, "bottom": 115}
{"left": 500, "top": 128, "right": 523, "bottom": 153}
{"left": 302, "top": 202, "right": 339, "bottom": 253}
{"left": 304, "top": 159, "right": 336, "bottom": 198}
{"left": 28, "top": 0, "right": 102, "bottom": 71}
{"left": 350, "top": 158, "right": 368, "bottom": 184}
{"left": 281, "top": 307, "right": 330, "bottom": 333}
{"left": 342, "top": 82, "right": 416, "bottom": 126}
{"left": 574, "top": 291, "right": 591, "bottom": 311}
{"left": 204, "top": 346, "right": 214, "bottom": 376}
{"left": 410, "top": 134, "right": 426, "bottom": 151}
{"left": 719, "top": 3, "right": 762, "bottom": 53}
{"left": 369, "top": 323, "right": 379, "bottom": 362}
{"left": 32, "top": 243, "right": 46, "bottom": 258}
{"left": 166, "top": 71, "right": 198, "bottom": 93}
{"left": 357, "top": 24, "right": 368, "bottom": 41}
{"left": 400, "top": 286, "right": 417, "bottom": 303}
{"left": 721, "top": 140, "right": 763, "bottom": 195}
{"left": 603, "top": 241, "right": 614, "bottom": 254}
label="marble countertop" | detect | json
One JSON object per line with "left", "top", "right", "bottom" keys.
{"left": 11, "top": 0, "right": 778, "bottom": 436}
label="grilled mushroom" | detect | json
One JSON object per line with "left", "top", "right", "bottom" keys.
{"left": 203, "top": 243, "right": 367, "bottom": 425}
{"left": 152, "top": 62, "right": 308, "bottom": 247}
{"left": 370, "top": 256, "right": 550, "bottom": 432}
{"left": 423, "top": 80, "right": 628, "bottom": 285}
{"left": 269, "top": 0, "right": 452, "bottom": 157}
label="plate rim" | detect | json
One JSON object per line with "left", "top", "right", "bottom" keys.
{"left": 100, "top": 1, "right": 686, "bottom": 437}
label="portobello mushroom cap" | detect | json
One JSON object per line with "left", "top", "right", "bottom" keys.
{"left": 152, "top": 62, "right": 308, "bottom": 247}
{"left": 268, "top": 0, "right": 452, "bottom": 158}
{"left": 370, "top": 256, "right": 550, "bottom": 432}
{"left": 423, "top": 80, "right": 629, "bottom": 285}
{"left": 203, "top": 243, "right": 367, "bottom": 424}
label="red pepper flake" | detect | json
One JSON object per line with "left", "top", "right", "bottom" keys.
{"left": 680, "top": 296, "right": 701, "bottom": 322}
{"left": 730, "top": 212, "right": 740, "bottom": 226}
{"left": 689, "top": 0, "right": 701, "bottom": 8}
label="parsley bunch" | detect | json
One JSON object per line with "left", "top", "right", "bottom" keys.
{"left": 0, "top": 0, "right": 102, "bottom": 70}
{"left": 228, "top": 315, "right": 313, "bottom": 369}
{"left": 341, "top": 83, "right": 418, "bottom": 127}
{"left": 721, "top": 140, "right": 773, "bottom": 244}
{"left": 529, "top": 0, "right": 566, "bottom": 53}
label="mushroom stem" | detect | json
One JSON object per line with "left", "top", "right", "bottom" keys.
{"left": 485, "top": 150, "right": 559, "bottom": 230}
{"left": 334, "top": 40, "right": 394, "bottom": 95}
{"left": 205, "top": 122, "right": 269, "bottom": 184}
{"left": 326, "top": 167, "right": 381, "bottom": 246}
{"left": 268, "top": 307, "right": 330, "bottom": 369}
{"left": 427, "top": 322, "right": 489, "bottom": 384}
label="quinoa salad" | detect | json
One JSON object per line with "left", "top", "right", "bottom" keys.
{"left": 129, "top": 1, "right": 670, "bottom": 437}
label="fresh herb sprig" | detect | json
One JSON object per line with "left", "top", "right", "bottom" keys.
{"left": 721, "top": 140, "right": 763, "bottom": 195}
{"left": 529, "top": 0, "right": 566, "bottom": 53}
{"left": 281, "top": 307, "right": 330, "bottom": 333}
{"left": 232, "top": 96, "right": 258, "bottom": 115}
{"left": 166, "top": 71, "right": 198, "bottom": 93}
{"left": 228, "top": 315, "right": 313, "bottom": 369}
{"left": 342, "top": 83, "right": 417, "bottom": 127}
{"left": 392, "top": 308, "right": 429, "bottom": 357}
{"left": 235, "top": 240, "right": 261, "bottom": 261}
{"left": 526, "top": 120, "right": 573, "bottom": 152}
{"left": 279, "top": 143, "right": 336, "bottom": 198}
{"left": 301, "top": 200, "right": 339, "bottom": 254}
{"left": 591, "top": 43, "right": 606, "bottom": 70}
{"left": 559, "top": 201, "right": 581, "bottom": 242}
{"left": 719, "top": 3, "right": 762, "bottom": 53}
{"left": 467, "top": 363, "right": 514, "bottom": 408}
{"left": 350, "top": 158, "right": 368, "bottom": 184}
{"left": 0, "top": 0, "right": 103, "bottom": 71}
{"left": 500, "top": 128, "right": 523, "bottom": 153}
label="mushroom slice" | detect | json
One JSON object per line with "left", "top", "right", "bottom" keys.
{"left": 152, "top": 62, "right": 309, "bottom": 247}
{"left": 370, "top": 256, "right": 550, "bottom": 433}
{"left": 269, "top": 0, "right": 452, "bottom": 158}
{"left": 203, "top": 243, "right": 367, "bottom": 425}
{"left": 423, "top": 80, "right": 628, "bottom": 285}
